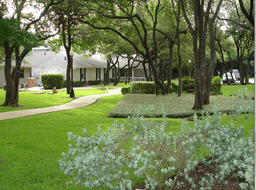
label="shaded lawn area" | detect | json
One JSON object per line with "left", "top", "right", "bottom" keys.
{"left": 109, "top": 93, "right": 253, "bottom": 118}
{"left": 0, "top": 88, "right": 108, "bottom": 113}
{"left": 0, "top": 95, "right": 254, "bottom": 189}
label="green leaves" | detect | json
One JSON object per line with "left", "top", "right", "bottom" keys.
{"left": 0, "top": 18, "right": 38, "bottom": 50}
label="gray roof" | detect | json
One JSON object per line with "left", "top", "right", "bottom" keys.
{"left": 0, "top": 47, "right": 146, "bottom": 69}
{"left": 24, "top": 48, "right": 109, "bottom": 69}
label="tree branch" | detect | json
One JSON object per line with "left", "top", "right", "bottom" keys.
{"left": 25, "top": 0, "right": 65, "bottom": 31}
{"left": 78, "top": 18, "right": 146, "bottom": 57}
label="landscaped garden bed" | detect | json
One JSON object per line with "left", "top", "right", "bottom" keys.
{"left": 0, "top": 85, "right": 254, "bottom": 190}
{"left": 108, "top": 93, "right": 252, "bottom": 118}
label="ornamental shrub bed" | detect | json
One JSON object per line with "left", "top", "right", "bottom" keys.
{"left": 181, "top": 76, "right": 195, "bottom": 91}
{"left": 60, "top": 90, "right": 254, "bottom": 189}
{"left": 41, "top": 74, "right": 64, "bottom": 89}
{"left": 130, "top": 81, "right": 178, "bottom": 94}
{"left": 211, "top": 76, "right": 222, "bottom": 95}
{"left": 63, "top": 80, "right": 86, "bottom": 87}
{"left": 88, "top": 80, "right": 102, "bottom": 85}
{"left": 108, "top": 93, "right": 252, "bottom": 118}
{"left": 121, "top": 86, "right": 130, "bottom": 95}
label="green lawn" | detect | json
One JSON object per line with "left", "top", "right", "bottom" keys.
{"left": 0, "top": 94, "right": 253, "bottom": 190}
{"left": 0, "top": 88, "right": 108, "bottom": 113}
{"left": 109, "top": 85, "right": 254, "bottom": 118}
{"left": 0, "top": 95, "right": 125, "bottom": 190}
{"left": 0, "top": 85, "right": 254, "bottom": 189}
{"left": 221, "top": 84, "right": 254, "bottom": 97}
{"left": 94, "top": 82, "right": 130, "bottom": 88}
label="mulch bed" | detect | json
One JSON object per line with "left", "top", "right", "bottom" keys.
{"left": 133, "top": 157, "right": 248, "bottom": 190}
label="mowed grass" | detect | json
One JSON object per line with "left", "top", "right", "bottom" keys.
{"left": 95, "top": 82, "right": 130, "bottom": 88}
{"left": 0, "top": 88, "right": 108, "bottom": 113}
{"left": 0, "top": 84, "right": 254, "bottom": 189}
{"left": 109, "top": 85, "right": 254, "bottom": 118}
{"left": 221, "top": 84, "right": 254, "bottom": 97}
{"left": 0, "top": 95, "right": 254, "bottom": 190}
{"left": 0, "top": 95, "right": 125, "bottom": 190}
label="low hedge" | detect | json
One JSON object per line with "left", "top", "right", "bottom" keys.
{"left": 211, "top": 76, "right": 222, "bottom": 95}
{"left": 181, "top": 76, "right": 195, "bottom": 91}
{"left": 88, "top": 80, "right": 102, "bottom": 85}
{"left": 130, "top": 81, "right": 178, "bottom": 94}
{"left": 41, "top": 74, "right": 64, "bottom": 89}
{"left": 121, "top": 86, "right": 130, "bottom": 95}
{"left": 63, "top": 80, "right": 86, "bottom": 87}
{"left": 181, "top": 76, "right": 222, "bottom": 94}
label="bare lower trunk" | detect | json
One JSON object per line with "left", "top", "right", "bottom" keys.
{"left": 166, "top": 41, "right": 174, "bottom": 94}
{"left": 2, "top": 43, "right": 20, "bottom": 107}
{"left": 104, "top": 60, "right": 110, "bottom": 85}
{"left": 239, "top": 57, "right": 245, "bottom": 85}
{"left": 66, "top": 67, "right": 71, "bottom": 94}
{"left": 204, "top": 18, "right": 217, "bottom": 104}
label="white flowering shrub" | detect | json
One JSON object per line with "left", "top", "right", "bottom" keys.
{"left": 59, "top": 88, "right": 254, "bottom": 189}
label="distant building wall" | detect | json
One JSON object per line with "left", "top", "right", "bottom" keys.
{"left": 73, "top": 69, "right": 80, "bottom": 81}
{"left": 86, "top": 68, "right": 96, "bottom": 81}
{"left": 0, "top": 67, "right": 31, "bottom": 87}
{"left": 19, "top": 67, "right": 31, "bottom": 85}
{"left": 0, "top": 67, "right": 4, "bottom": 87}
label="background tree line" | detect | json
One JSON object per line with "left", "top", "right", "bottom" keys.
{"left": 0, "top": 0, "right": 254, "bottom": 109}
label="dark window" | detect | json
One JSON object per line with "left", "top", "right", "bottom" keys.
{"left": 96, "top": 68, "right": 101, "bottom": 80}
{"left": 80, "top": 68, "right": 86, "bottom": 81}
{"left": 20, "top": 68, "right": 24, "bottom": 78}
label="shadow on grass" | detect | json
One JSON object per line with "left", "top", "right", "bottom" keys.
{"left": 108, "top": 94, "right": 252, "bottom": 118}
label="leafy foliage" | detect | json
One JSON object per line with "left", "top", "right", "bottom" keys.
{"left": 60, "top": 89, "right": 254, "bottom": 189}
{"left": 130, "top": 82, "right": 178, "bottom": 94}
{"left": 211, "top": 76, "right": 222, "bottom": 95}
{"left": 181, "top": 76, "right": 195, "bottom": 91}
{"left": 0, "top": 18, "right": 38, "bottom": 50}
{"left": 63, "top": 80, "right": 86, "bottom": 87}
{"left": 41, "top": 74, "right": 64, "bottom": 89}
{"left": 88, "top": 80, "right": 103, "bottom": 85}
{"left": 121, "top": 86, "right": 130, "bottom": 95}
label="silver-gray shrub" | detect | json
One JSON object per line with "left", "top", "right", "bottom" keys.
{"left": 59, "top": 88, "right": 254, "bottom": 189}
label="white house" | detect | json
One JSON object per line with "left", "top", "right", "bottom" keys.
{"left": 0, "top": 47, "right": 148, "bottom": 87}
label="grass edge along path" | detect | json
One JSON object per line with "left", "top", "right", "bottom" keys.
{"left": 0, "top": 95, "right": 124, "bottom": 190}
{"left": 0, "top": 88, "right": 108, "bottom": 113}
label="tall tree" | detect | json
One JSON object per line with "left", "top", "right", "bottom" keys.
{"left": 1, "top": 0, "right": 64, "bottom": 107}
{"left": 78, "top": 0, "right": 177, "bottom": 95}
{"left": 238, "top": 0, "right": 254, "bottom": 29}
{"left": 181, "top": 0, "right": 222, "bottom": 109}
{"left": 48, "top": 0, "right": 82, "bottom": 94}
{"left": 225, "top": 2, "right": 254, "bottom": 85}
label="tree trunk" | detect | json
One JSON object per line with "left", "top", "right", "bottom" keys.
{"left": 2, "top": 43, "right": 31, "bottom": 107}
{"left": 2, "top": 42, "right": 13, "bottom": 106}
{"left": 66, "top": 57, "right": 71, "bottom": 94}
{"left": 104, "top": 59, "right": 110, "bottom": 85}
{"left": 204, "top": 18, "right": 217, "bottom": 104}
{"left": 238, "top": 56, "right": 245, "bottom": 85}
{"left": 166, "top": 41, "right": 175, "bottom": 94}
{"left": 227, "top": 51, "right": 235, "bottom": 83}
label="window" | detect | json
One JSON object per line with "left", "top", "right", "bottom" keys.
{"left": 80, "top": 68, "right": 86, "bottom": 81}
{"left": 20, "top": 68, "right": 24, "bottom": 78}
{"left": 96, "top": 68, "right": 101, "bottom": 80}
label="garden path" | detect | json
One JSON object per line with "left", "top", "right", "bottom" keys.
{"left": 0, "top": 88, "right": 121, "bottom": 120}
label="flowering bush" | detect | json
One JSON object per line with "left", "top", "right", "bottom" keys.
{"left": 59, "top": 88, "right": 254, "bottom": 189}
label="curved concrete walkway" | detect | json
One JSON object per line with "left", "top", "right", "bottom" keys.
{"left": 0, "top": 88, "right": 122, "bottom": 120}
